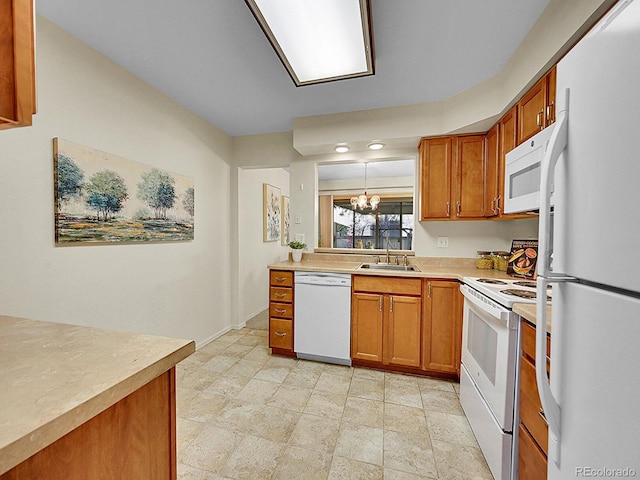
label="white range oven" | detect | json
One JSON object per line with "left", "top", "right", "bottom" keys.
{"left": 460, "top": 277, "right": 551, "bottom": 480}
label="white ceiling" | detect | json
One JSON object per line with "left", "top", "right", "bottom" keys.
{"left": 36, "top": 0, "right": 550, "bottom": 138}
{"left": 318, "top": 159, "right": 415, "bottom": 181}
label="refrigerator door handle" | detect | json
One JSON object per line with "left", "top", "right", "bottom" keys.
{"left": 536, "top": 94, "right": 568, "bottom": 466}
{"left": 536, "top": 277, "right": 562, "bottom": 464}
{"left": 538, "top": 88, "right": 569, "bottom": 278}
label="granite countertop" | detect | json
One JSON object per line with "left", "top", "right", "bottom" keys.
{"left": 0, "top": 316, "right": 195, "bottom": 475}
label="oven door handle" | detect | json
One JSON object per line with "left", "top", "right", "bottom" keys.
{"left": 460, "top": 285, "right": 514, "bottom": 327}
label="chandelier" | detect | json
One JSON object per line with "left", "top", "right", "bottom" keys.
{"left": 350, "top": 163, "right": 380, "bottom": 211}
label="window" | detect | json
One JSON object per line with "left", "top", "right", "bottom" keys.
{"left": 333, "top": 198, "right": 413, "bottom": 250}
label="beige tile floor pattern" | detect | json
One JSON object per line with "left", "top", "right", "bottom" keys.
{"left": 176, "top": 327, "right": 494, "bottom": 480}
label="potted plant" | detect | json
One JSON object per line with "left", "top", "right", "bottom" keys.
{"left": 287, "top": 240, "right": 307, "bottom": 262}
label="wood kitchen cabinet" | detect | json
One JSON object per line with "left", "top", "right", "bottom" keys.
{"left": 422, "top": 280, "right": 463, "bottom": 375}
{"left": 351, "top": 276, "right": 422, "bottom": 368}
{"left": 484, "top": 123, "right": 500, "bottom": 217}
{"left": 419, "top": 134, "right": 485, "bottom": 220}
{"left": 419, "top": 136, "right": 453, "bottom": 220}
{"left": 0, "top": 0, "right": 36, "bottom": 130}
{"left": 517, "top": 66, "right": 556, "bottom": 145}
{"left": 518, "top": 319, "right": 550, "bottom": 480}
{"left": 268, "top": 269, "right": 295, "bottom": 356}
{"left": 1, "top": 370, "right": 178, "bottom": 479}
{"left": 352, "top": 275, "right": 461, "bottom": 378}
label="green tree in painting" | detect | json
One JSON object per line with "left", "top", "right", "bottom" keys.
{"left": 137, "top": 168, "right": 176, "bottom": 219}
{"left": 85, "top": 170, "right": 129, "bottom": 221}
{"left": 182, "top": 187, "right": 195, "bottom": 218}
{"left": 56, "top": 154, "right": 84, "bottom": 212}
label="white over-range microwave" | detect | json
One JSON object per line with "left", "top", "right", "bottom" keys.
{"left": 503, "top": 125, "right": 556, "bottom": 214}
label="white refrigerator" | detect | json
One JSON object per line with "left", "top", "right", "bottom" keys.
{"left": 535, "top": 0, "right": 640, "bottom": 478}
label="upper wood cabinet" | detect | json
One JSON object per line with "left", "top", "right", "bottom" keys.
{"left": 484, "top": 124, "right": 500, "bottom": 217}
{"left": 0, "top": 0, "right": 36, "bottom": 130}
{"left": 419, "top": 137, "right": 453, "bottom": 220}
{"left": 517, "top": 66, "right": 556, "bottom": 145}
{"left": 455, "top": 135, "right": 485, "bottom": 218}
{"left": 419, "top": 134, "right": 485, "bottom": 221}
{"left": 422, "top": 280, "right": 462, "bottom": 375}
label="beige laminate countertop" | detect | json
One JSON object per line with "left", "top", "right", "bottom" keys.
{"left": 513, "top": 303, "right": 553, "bottom": 334}
{"left": 0, "top": 315, "right": 195, "bottom": 475}
{"left": 268, "top": 255, "right": 513, "bottom": 282}
{"left": 269, "top": 253, "right": 553, "bottom": 333}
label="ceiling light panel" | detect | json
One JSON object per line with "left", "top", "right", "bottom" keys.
{"left": 246, "top": 0, "right": 374, "bottom": 86}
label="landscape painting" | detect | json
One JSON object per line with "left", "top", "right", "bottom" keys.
{"left": 263, "top": 183, "right": 280, "bottom": 242}
{"left": 54, "top": 138, "right": 195, "bottom": 244}
{"left": 281, "top": 195, "right": 290, "bottom": 245}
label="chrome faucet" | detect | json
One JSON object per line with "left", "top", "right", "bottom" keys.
{"left": 385, "top": 232, "right": 390, "bottom": 265}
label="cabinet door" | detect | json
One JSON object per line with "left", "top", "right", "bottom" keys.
{"left": 518, "top": 424, "right": 548, "bottom": 480}
{"left": 422, "top": 280, "right": 462, "bottom": 374}
{"left": 419, "top": 137, "right": 453, "bottom": 220}
{"left": 498, "top": 106, "right": 517, "bottom": 217}
{"left": 384, "top": 295, "right": 421, "bottom": 368}
{"left": 545, "top": 66, "right": 556, "bottom": 127}
{"left": 454, "top": 135, "right": 485, "bottom": 218}
{"left": 517, "top": 76, "right": 547, "bottom": 144}
{"left": 351, "top": 293, "right": 384, "bottom": 363}
{"left": 484, "top": 124, "right": 500, "bottom": 217}
{"left": 0, "top": 0, "right": 35, "bottom": 129}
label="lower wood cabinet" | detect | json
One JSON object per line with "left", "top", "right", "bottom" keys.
{"left": 422, "top": 280, "right": 462, "bottom": 375}
{"left": 268, "top": 269, "right": 294, "bottom": 356}
{"left": 351, "top": 277, "right": 422, "bottom": 368}
{"left": 1, "top": 370, "right": 177, "bottom": 479}
{"left": 351, "top": 275, "right": 461, "bottom": 377}
{"left": 518, "top": 319, "right": 550, "bottom": 479}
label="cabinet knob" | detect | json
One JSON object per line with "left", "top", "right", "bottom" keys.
{"left": 275, "top": 293, "right": 286, "bottom": 298}
{"left": 274, "top": 308, "right": 286, "bottom": 314}
{"left": 446, "top": 202, "right": 450, "bottom": 215}
{"left": 275, "top": 277, "right": 287, "bottom": 282}
{"left": 275, "top": 332, "right": 287, "bottom": 337}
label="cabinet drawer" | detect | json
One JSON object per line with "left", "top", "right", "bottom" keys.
{"left": 269, "top": 319, "right": 293, "bottom": 350}
{"left": 520, "top": 354, "right": 549, "bottom": 454}
{"left": 353, "top": 275, "right": 422, "bottom": 296}
{"left": 521, "top": 319, "right": 550, "bottom": 364}
{"left": 270, "top": 286, "right": 292, "bottom": 303}
{"left": 269, "top": 302, "right": 293, "bottom": 319}
{"left": 270, "top": 270, "right": 293, "bottom": 287}
{"left": 518, "top": 424, "right": 547, "bottom": 480}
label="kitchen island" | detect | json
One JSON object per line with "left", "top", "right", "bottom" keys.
{"left": 0, "top": 315, "right": 195, "bottom": 479}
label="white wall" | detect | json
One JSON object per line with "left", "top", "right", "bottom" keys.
{"left": 0, "top": 18, "right": 233, "bottom": 347}
{"left": 237, "top": 168, "right": 290, "bottom": 322}
{"left": 413, "top": 218, "right": 539, "bottom": 257}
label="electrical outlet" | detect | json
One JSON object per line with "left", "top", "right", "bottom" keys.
{"left": 294, "top": 214, "right": 302, "bottom": 224}
{"left": 437, "top": 236, "right": 449, "bottom": 248}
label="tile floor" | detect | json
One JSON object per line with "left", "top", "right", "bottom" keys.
{"left": 176, "top": 327, "right": 494, "bottom": 480}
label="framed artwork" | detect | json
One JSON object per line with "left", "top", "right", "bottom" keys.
{"left": 263, "top": 183, "right": 281, "bottom": 242}
{"left": 54, "top": 138, "right": 195, "bottom": 244}
{"left": 281, "top": 195, "right": 290, "bottom": 245}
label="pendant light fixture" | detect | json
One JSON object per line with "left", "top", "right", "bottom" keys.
{"left": 350, "top": 162, "right": 380, "bottom": 211}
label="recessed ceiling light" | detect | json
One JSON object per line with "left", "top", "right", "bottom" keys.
{"left": 335, "top": 145, "right": 350, "bottom": 153}
{"left": 245, "top": 0, "right": 375, "bottom": 87}
{"left": 368, "top": 142, "right": 385, "bottom": 150}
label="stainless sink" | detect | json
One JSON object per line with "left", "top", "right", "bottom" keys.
{"left": 358, "top": 263, "right": 420, "bottom": 272}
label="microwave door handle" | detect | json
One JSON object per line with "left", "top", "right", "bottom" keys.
{"left": 538, "top": 89, "right": 569, "bottom": 278}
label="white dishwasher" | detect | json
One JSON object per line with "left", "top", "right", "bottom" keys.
{"left": 294, "top": 271, "right": 352, "bottom": 366}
